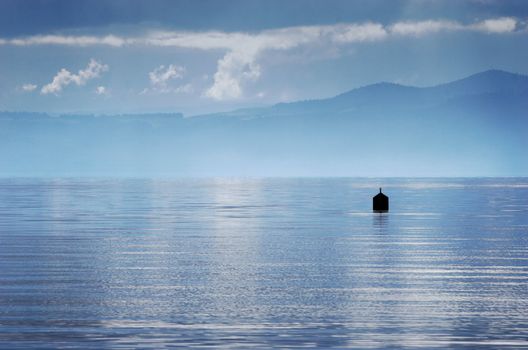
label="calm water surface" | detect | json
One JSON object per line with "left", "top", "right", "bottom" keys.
{"left": 0, "top": 178, "right": 527, "bottom": 349}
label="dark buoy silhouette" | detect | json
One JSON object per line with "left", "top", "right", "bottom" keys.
{"left": 373, "top": 188, "right": 389, "bottom": 212}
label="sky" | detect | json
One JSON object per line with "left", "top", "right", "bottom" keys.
{"left": 1, "top": 0, "right": 528, "bottom": 116}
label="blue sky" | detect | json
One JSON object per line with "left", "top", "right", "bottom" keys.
{"left": 1, "top": 0, "right": 528, "bottom": 115}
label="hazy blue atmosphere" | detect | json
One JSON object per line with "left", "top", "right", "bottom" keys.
{"left": 1, "top": 69, "right": 527, "bottom": 176}
{"left": 1, "top": 1, "right": 528, "bottom": 349}
{"left": 2, "top": 0, "right": 528, "bottom": 116}
{"left": 1, "top": 0, "right": 528, "bottom": 176}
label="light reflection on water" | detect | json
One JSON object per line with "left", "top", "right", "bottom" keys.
{"left": 0, "top": 178, "right": 528, "bottom": 349}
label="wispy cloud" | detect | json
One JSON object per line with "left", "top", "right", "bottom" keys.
{"left": 149, "top": 64, "right": 185, "bottom": 89}
{"left": 470, "top": 17, "right": 517, "bottom": 33}
{"left": 1, "top": 17, "right": 522, "bottom": 100}
{"left": 141, "top": 64, "right": 190, "bottom": 95}
{"left": 331, "top": 22, "right": 388, "bottom": 42}
{"left": 0, "top": 18, "right": 518, "bottom": 49}
{"left": 95, "top": 86, "right": 109, "bottom": 96}
{"left": 389, "top": 20, "right": 462, "bottom": 36}
{"left": 21, "top": 83, "right": 38, "bottom": 92}
{"left": 9, "top": 35, "right": 126, "bottom": 47}
{"left": 41, "top": 59, "right": 108, "bottom": 95}
{"left": 389, "top": 17, "right": 518, "bottom": 36}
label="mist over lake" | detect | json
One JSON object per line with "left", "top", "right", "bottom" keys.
{"left": 2, "top": 70, "right": 527, "bottom": 177}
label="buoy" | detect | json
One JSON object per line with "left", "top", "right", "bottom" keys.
{"left": 373, "top": 188, "right": 389, "bottom": 212}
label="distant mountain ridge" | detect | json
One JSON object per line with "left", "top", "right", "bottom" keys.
{"left": 197, "top": 69, "right": 528, "bottom": 119}
{"left": 1, "top": 70, "right": 527, "bottom": 176}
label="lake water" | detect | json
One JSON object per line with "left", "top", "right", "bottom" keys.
{"left": 1, "top": 178, "right": 527, "bottom": 349}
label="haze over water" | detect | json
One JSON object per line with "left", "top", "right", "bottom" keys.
{"left": 0, "top": 178, "right": 527, "bottom": 348}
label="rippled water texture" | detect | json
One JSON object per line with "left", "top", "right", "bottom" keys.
{"left": 1, "top": 178, "right": 528, "bottom": 349}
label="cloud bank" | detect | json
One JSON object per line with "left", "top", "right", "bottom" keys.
{"left": 2, "top": 17, "right": 522, "bottom": 100}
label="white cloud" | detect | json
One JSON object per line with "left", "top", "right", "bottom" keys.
{"left": 0, "top": 18, "right": 517, "bottom": 49}
{"left": 9, "top": 35, "right": 126, "bottom": 47}
{"left": 389, "top": 20, "right": 462, "bottom": 36}
{"left": 331, "top": 23, "right": 388, "bottom": 42}
{"left": 95, "top": 86, "right": 109, "bottom": 95}
{"left": 137, "top": 19, "right": 521, "bottom": 100}
{"left": 1, "top": 17, "right": 522, "bottom": 100}
{"left": 141, "top": 64, "right": 191, "bottom": 94}
{"left": 389, "top": 17, "right": 518, "bottom": 36}
{"left": 41, "top": 59, "right": 108, "bottom": 95}
{"left": 202, "top": 23, "right": 388, "bottom": 100}
{"left": 471, "top": 17, "right": 517, "bottom": 33}
{"left": 21, "top": 83, "right": 37, "bottom": 92}
{"left": 149, "top": 64, "right": 185, "bottom": 89}
{"left": 205, "top": 50, "right": 261, "bottom": 100}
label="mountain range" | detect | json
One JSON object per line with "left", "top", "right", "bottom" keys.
{"left": 198, "top": 69, "right": 528, "bottom": 119}
{"left": 1, "top": 69, "right": 527, "bottom": 176}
